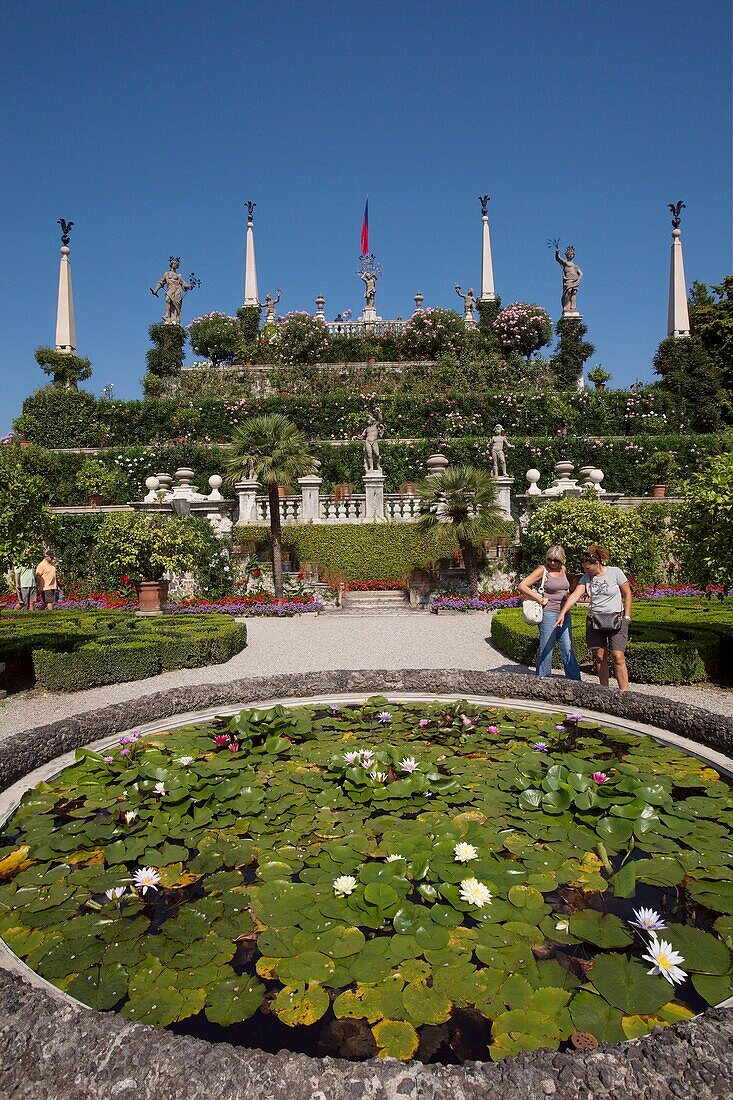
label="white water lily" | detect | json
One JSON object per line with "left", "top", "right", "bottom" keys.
{"left": 399, "top": 757, "right": 419, "bottom": 773}
{"left": 454, "top": 842, "right": 478, "bottom": 863}
{"left": 177, "top": 756, "right": 194, "bottom": 766}
{"left": 105, "top": 887, "right": 126, "bottom": 902}
{"left": 630, "top": 907, "right": 667, "bottom": 932}
{"left": 555, "top": 919, "right": 570, "bottom": 933}
{"left": 153, "top": 782, "right": 166, "bottom": 796}
{"left": 369, "top": 771, "right": 388, "bottom": 783}
{"left": 641, "top": 935, "right": 687, "bottom": 985}
{"left": 123, "top": 811, "right": 138, "bottom": 826}
{"left": 343, "top": 751, "right": 361, "bottom": 765}
{"left": 385, "top": 854, "right": 404, "bottom": 863}
{"left": 459, "top": 877, "right": 493, "bottom": 908}
{"left": 333, "top": 875, "right": 357, "bottom": 897}
{"left": 131, "top": 867, "right": 161, "bottom": 895}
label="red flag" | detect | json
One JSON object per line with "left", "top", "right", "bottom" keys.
{"left": 360, "top": 197, "right": 369, "bottom": 255}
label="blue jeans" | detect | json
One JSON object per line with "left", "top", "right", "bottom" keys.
{"left": 536, "top": 609, "right": 581, "bottom": 679}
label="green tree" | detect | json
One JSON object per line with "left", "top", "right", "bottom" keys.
{"left": 517, "top": 497, "right": 662, "bottom": 584}
{"left": 34, "top": 347, "right": 92, "bottom": 389}
{"left": 93, "top": 512, "right": 229, "bottom": 590}
{"left": 146, "top": 323, "right": 186, "bottom": 377}
{"left": 224, "top": 414, "right": 318, "bottom": 597}
{"left": 493, "top": 303, "right": 553, "bottom": 360}
{"left": 553, "top": 318, "right": 595, "bottom": 389}
{"left": 416, "top": 465, "right": 504, "bottom": 595}
{"left": 188, "top": 313, "right": 243, "bottom": 369}
{"left": 0, "top": 449, "right": 52, "bottom": 570}
{"left": 675, "top": 453, "right": 733, "bottom": 591}
{"left": 653, "top": 336, "right": 722, "bottom": 430}
{"left": 237, "top": 305, "right": 262, "bottom": 344}
{"left": 689, "top": 277, "right": 733, "bottom": 394}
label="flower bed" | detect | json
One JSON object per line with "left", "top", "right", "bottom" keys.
{"left": 0, "top": 698, "right": 730, "bottom": 1064}
{"left": 173, "top": 595, "right": 323, "bottom": 617}
{"left": 430, "top": 591, "right": 521, "bottom": 613}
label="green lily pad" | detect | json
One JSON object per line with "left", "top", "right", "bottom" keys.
{"left": 664, "top": 925, "right": 732, "bottom": 975}
{"left": 570, "top": 989, "right": 626, "bottom": 1043}
{"left": 589, "top": 955, "right": 671, "bottom": 1014}
{"left": 204, "top": 974, "right": 266, "bottom": 1025}
{"left": 568, "top": 911, "right": 634, "bottom": 949}
{"left": 272, "top": 982, "right": 330, "bottom": 1026}
{"left": 372, "top": 1018, "right": 419, "bottom": 1059}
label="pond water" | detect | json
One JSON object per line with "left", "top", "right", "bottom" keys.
{"left": 0, "top": 697, "right": 731, "bottom": 1063}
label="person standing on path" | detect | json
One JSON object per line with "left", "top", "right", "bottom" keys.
{"left": 556, "top": 544, "right": 633, "bottom": 691}
{"left": 35, "top": 552, "right": 57, "bottom": 611}
{"left": 518, "top": 545, "right": 581, "bottom": 680}
{"left": 13, "top": 561, "right": 37, "bottom": 609}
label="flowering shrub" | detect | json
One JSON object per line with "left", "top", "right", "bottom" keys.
{"left": 402, "top": 308, "right": 464, "bottom": 360}
{"left": 173, "top": 594, "right": 322, "bottom": 616}
{"left": 187, "top": 313, "right": 242, "bottom": 369}
{"left": 430, "top": 590, "right": 521, "bottom": 612}
{"left": 270, "top": 312, "right": 330, "bottom": 365}
{"left": 493, "top": 303, "right": 553, "bottom": 359}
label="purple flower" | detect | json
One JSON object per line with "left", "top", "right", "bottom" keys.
{"left": 534, "top": 741, "right": 548, "bottom": 752}
{"left": 378, "top": 711, "right": 392, "bottom": 724}
{"left": 119, "top": 735, "right": 133, "bottom": 745}
{"left": 103, "top": 755, "right": 114, "bottom": 763}
{"left": 119, "top": 747, "right": 131, "bottom": 757}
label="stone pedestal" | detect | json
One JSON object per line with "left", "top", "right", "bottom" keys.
{"left": 360, "top": 308, "right": 380, "bottom": 324}
{"left": 235, "top": 478, "right": 261, "bottom": 525}
{"left": 479, "top": 215, "right": 496, "bottom": 302}
{"left": 55, "top": 246, "right": 77, "bottom": 353}
{"left": 561, "top": 310, "right": 581, "bottom": 320}
{"left": 363, "top": 470, "right": 386, "bottom": 521}
{"left": 298, "top": 474, "right": 323, "bottom": 523}
{"left": 667, "top": 227, "right": 690, "bottom": 338}
{"left": 492, "top": 475, "right": 514, "bottom": 519}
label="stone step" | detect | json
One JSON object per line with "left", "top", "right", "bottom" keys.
{"left": 340, "top": 591, "right": 412, "bottom": 614}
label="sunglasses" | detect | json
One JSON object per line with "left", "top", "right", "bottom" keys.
{"left": 546, "top": 558, "right": 563, "bottom": 565}
{"left": 581, "top": 556, "right": 599, "bottom": 564}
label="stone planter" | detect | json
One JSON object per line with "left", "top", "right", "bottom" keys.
{"left": 650, "top": 484, "right": 667, "bottom": 498}
{"left": 136, "top": 580, "right": 169, "bottom": 614}
{"left": 594, "top": 381, "right": 606, "bottom": 391}
{"left": 88, "top": 494, "right": 103, "bottom": 508}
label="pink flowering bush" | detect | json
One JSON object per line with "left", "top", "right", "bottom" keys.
{"left": 493, "top": 303, "right": 552, "bottom": 359}
{"left": 270, "top": 312, "right": 330, "bottom": 364}
{"left": 402, "top": 308, "right": 464, "bottom": 360}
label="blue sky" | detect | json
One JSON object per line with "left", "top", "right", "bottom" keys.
{"left": 1, "top": 0, "right": 730, "bottom": 432}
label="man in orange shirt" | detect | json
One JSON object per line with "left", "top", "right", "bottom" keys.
{"left": 35, "top": 553, "right": 57, "bottom": 610}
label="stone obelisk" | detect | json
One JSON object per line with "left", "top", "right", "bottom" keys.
{"left": 55, "top": 219, "right": 77, "bottom": 353}
{"left": 243, "top": 200, "right": 259, "bottom": 307}
{"left": 478, "top": 195, "right": 496, "bottom": 302}
{"left": 667, "top": 201, "right": 690, "bottom": 339}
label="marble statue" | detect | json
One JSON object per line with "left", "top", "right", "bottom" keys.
{"left": 262, "top": 289, "right": 281, "bottom": 325}
{"left": 455, "top": 284, "right": 477, "bottom": 321}
{"left": 360, "top": 269, "right": 377, "bottom": 311}
{"left": 150, "top": 257, "right": 191, "bottom": 325}
{"left": 489, "top": 423, "right": 513, "bottom": 478}
{"left": 553, "top": 241, "right": 583, "bottom": 315}
{"left": 360, "top": 411, "right": 384, "bottom": 472}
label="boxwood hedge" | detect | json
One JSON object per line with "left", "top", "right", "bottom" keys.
{"left": 0, "top": 612, "right": 247, "bottom": 694}
{"left": 490, "top": 602, "right": 732, "bottom": 685}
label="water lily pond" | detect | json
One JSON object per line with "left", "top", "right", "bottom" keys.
{"left": 1, "top": 697, "right": 732, "bottom": 1063}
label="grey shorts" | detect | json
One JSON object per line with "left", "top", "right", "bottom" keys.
{"left": 586, "top": 615, "right": 629, "bottom": 653}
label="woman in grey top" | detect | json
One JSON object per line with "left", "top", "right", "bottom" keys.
{"left": 556, "top": 544, "right": 633, "bottom": 690}
{"left": 518, "top": 545, "right": 581, "bottom": 679}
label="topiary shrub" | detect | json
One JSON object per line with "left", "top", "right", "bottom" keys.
{"left": 14, "top": 388, "right": 104, "bottom": 447}
{"left": 188, "top": 313, "right": 243, "bottom": 369}
{"left": 236, "top": 305, "right": 262, "bottom": 344}
{"left": 34, "top": 347, "right": 92, "bottom": 389}
{"left": 146, "top": 323, "right": 186, "bottom": 377}
{"left": 553, "top": 318, "right": 595, "bottom": 389}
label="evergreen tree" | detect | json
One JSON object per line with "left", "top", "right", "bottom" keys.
{"left": 653, "top": 336, "right": 723, "bottom": 430}
{"left": 552, "top": 318, "right": 594, "bottom": 389}
{"left": 146, "top": 323, "right": 186, "bottom": 377}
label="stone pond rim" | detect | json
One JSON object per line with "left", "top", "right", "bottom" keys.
{"left": 0, "top": 670, "right": 731, "bottom": 1099}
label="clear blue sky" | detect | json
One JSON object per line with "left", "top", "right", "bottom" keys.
{"left": 1, "top": 0, "right": 730, "bottom": 433}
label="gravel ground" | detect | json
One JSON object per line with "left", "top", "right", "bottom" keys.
{"left": 0, "top": 610, "right": 731, "bottom": 740}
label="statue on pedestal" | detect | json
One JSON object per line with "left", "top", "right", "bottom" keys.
{"left": 360, "top": 269, "right": 377, "bottom": 311}
{"left": 360, "top": 409, "right": 384, "bottom": 472}
{"left": 489, "top": 424, "right": 513, "bottom": 478}
{"left": 262, "top": 289, "right": 281, "bottom": 325}
{"left": 150, "top": 257, "right": 199, "bottom": 325}
{"left": 455, "top": 284, "right": 477, "bottom": 323}
{"left": 552, "top": 240, "right": 583, "bottom": 315}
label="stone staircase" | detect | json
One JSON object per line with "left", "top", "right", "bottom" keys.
{"left": 339, "top": 590, "right": 415, "bottom": 615}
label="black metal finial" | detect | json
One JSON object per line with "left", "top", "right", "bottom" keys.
{"left": 58, "top": 218, "right": 74, "bottom": 246}
{"left": 479, "top": 195, "right": 490, "bottom": 216}
{"left": 246, "top": 200, "right": 256, "bottom": 221}
{"left": 668, "top": 201, "right": 685, "bottom": 229}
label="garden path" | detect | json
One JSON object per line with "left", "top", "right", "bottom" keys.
{"left": 0, "top": 610, "right": 731, "bottom": 740}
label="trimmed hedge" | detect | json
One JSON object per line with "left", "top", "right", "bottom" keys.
{"left": 0, "top": 612, "right": 247, "bottom": 693}
{"left": 490, "top": 602, "right": 732, "bottom": 685}
{"left": 236, "top": 523, "right": 476, "bottom": 582}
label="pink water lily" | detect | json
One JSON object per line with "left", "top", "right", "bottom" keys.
{"left": 418, "top": 719, "right": 430, "bottom": 729}
{"left": 487, "top": 725, "right": 500, "bottom": 735}
{"left": 214, "top": 734, "right": 229, "bottom": 746}
{"left": 592, "top": 771, "right": 610, "bottom": 784}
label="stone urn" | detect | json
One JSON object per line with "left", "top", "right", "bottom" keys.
{"left": 88, "top": 494, "right": 104, "bottom": 508}
{"left": 650, "top": 485, "right": 667, "bottom": 498}
{"left": 595, "top": 381, "right": 606, "bottom": 392}
{"left": 137, "top": 580, "right": 169, "bottom": 614}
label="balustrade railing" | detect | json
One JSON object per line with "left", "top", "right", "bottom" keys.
{"left": 326, "top": 319, "right": 409, "bottom": 337}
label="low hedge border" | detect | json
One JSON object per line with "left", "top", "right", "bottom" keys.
{"left": 0, "top": 612, "right": 247, "bottom": 693}
{"left": 490, "top": 606, "right": 731, "bottom": 685}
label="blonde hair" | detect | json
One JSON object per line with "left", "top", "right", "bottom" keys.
{"left": 545, "top": 545, "right": 566, "bottom": 564}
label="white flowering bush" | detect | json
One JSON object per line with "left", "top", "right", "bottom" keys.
{"left": 493, "top": 303, "right": 552, "bottom": 359}
{"left": 270, "top": 312, "right": 330, "bottom": 364}
{"left": 188, "top": 313, "right": 242, "bottom": 369}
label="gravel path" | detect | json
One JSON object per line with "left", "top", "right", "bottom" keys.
{"left": 1, "top": 610, "right": 731, "bottom": 739}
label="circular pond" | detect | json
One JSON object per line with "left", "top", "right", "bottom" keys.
{"left": 0, "top": 694, "right": 731, "bottom": 1065}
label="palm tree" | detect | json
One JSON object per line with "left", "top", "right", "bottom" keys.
{"left": 416, "top": 465, "right": 505, "bottom": 596}
{"left": 225, "top": 414, "right": 318, "bottom": 597}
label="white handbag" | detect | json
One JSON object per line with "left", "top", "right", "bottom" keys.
{"left": 522, "top": 568, "right": 547, "bottom": 625}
